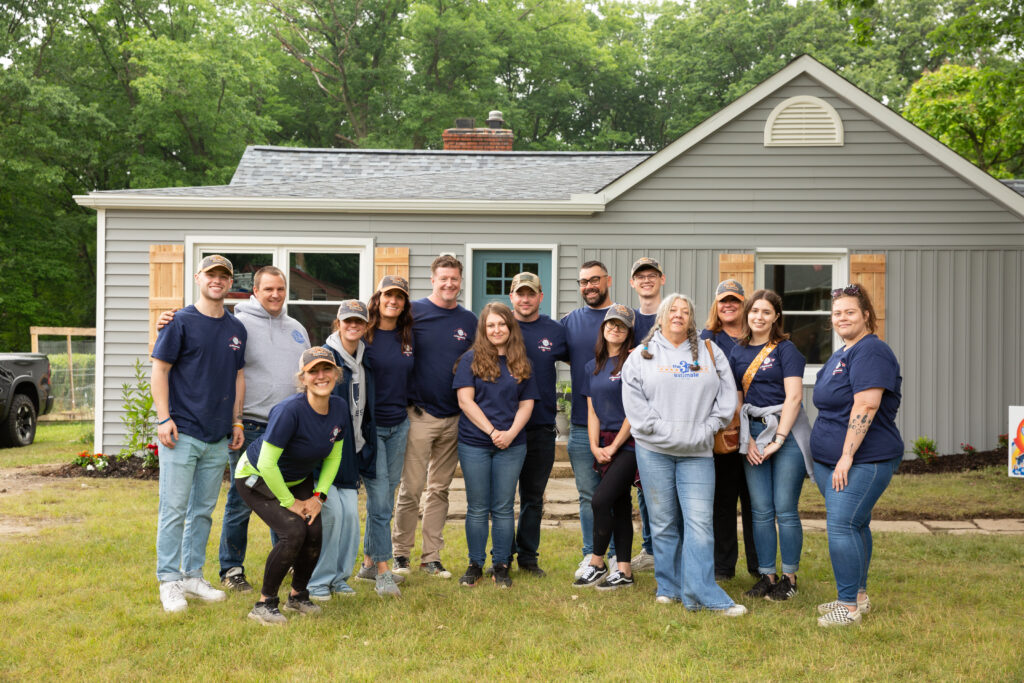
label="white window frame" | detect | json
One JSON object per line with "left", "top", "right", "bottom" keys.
{"left": 184, "top": 235, "right": 374, "bottom": 308}
{"left": 464, "top": 243, "right": 559, "bottom": 316}
{"left": 755, "top": 248, "right": 848, "bottom": 384}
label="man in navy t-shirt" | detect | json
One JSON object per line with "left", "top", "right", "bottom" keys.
{"left": 151, "top": 254, "right": 247, "bottom": 613}
{"left": 507, "top": 271, "right": 568, "bottom": 576}
{"left": 392, "top": 255, "right": 477, "bottom": 579}
{"left": 560, "top": 260, "right": 614, "bottom": 575}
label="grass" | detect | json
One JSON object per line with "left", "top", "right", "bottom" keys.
{"left": 1, "top": 421, "right": 93, "bottom": 468}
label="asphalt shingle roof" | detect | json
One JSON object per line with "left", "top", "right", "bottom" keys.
{"left": 91, "top": 146, "right": 652, "bottom": 201}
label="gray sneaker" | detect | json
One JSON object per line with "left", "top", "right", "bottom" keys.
{"left": 630, "top": 549, "right": 655, "bottom": 572}
{"left": 375, "top": 571, "right": 402, "bottom": 597}
{"left": 248, "top": 598, "right": 287, "bottom": 626}
{"left": 356, "top": 564, "right": 405, "bottom": 584}
{"left": 282, "top": 590, "right": 322, "bottom": 616}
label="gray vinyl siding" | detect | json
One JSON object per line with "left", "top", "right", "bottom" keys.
{"left": 97, "top": 73, "right": 1024, "bottom": 456}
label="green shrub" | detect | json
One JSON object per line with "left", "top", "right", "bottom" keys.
{"left": 913, "top": 436, "right": 938, "bottom": 463}
{"left": 118, "top": 358, "right": 157, "bottom": 466}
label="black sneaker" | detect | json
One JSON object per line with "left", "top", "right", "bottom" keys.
{"left": 492, "top": 563, "right": 512, "bottom": 589}
{"left": 459, "top": 563, "right": 483, "bottom": 587}
{"left": 221, "top": 568, "right": 253, "bottom": 593}
{"left": 744, "top": 574, "right": 778, "bottom": 598}
{"left": 393, "top": 556, "right": 411, "bottom": 575}
{"left": 766, "top": 575, "right": 797, "bottom": 602}
{"left": 572, "top": 564, "right": 608, "bottom": 588}
{"left": 420, "top": 561, "right": 452, "bottom": 578}
{"left": 518, "top": 563, "right": 546, "bottom": 578}
{"left": 595, "top": 570, "right": 635, "bottom": 591}
{"left": 282, "top": 589, "right": 322, "bottom": 616}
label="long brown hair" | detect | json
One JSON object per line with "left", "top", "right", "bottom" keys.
{"left": 466, "top": 303, "right": 532, "bottom": 383}
{"left": 364, "top": 289, "right": 414, "bottom": 348}
{"left": 594, "top": 320, "right": 634, "bottom": 377}
{"left": 738, "top": 289, "right": 790, "bottom": 346}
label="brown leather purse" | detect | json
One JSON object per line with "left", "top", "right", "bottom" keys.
{"left": 706, "top": 339, "right": 776, "bottom": 454}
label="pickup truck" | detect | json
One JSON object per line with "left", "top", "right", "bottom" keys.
{"left": 0, "top": 353, "right": 55, "bottom": 447}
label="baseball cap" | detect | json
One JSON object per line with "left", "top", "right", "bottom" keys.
{"left": 378, "top": 274, "right": 410, "bottom": 296}
{"left": 630, "top": 257, "right": 662, "bottom": 278}
{"left": 336, "top": 299, "right": 369, "bottom": 322}
{"left": 197, "top": 254, "right": 233, "bottom": 276}
{"left": 604, "top": 304, "right": 635, "bottom": 328}
{"left": 714, "top": 279, "right": 746, "bottom": 302}
{"left": 300, "top": 346, "right": 339, "bottom": 373}
{"left": 510, "top": 272, "right": 542, "bottom": 293}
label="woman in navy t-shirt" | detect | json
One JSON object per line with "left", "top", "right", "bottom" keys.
{"left": 354, "top": 276, "right": 415, "bottom": 594}
{"left": 574, "top": 305, "right": 637, "bottom": 590}
{"left": 730, "top": 289, "right": 811, "bottom": 604}
{"left": 453, "top": 303, "right": 539, "bottom": 589}
{"left": 811, "top": 284, "right": 902, "bottom": 628}
{"left": 233, "top": 347, "right": 345, "bottom": 625}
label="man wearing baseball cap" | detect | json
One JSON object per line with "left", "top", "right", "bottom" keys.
{"left": 506, "top": 272, "right": 568, "bottom": 576}
{"left": 151, "top": 254, "right": 247, "bottom": 612}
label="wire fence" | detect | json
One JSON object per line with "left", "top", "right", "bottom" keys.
{"left": 38, "top": 340, "right": 95, "bottom": 420}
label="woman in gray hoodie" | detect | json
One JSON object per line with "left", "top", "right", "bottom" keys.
{"left": 621, "top": 294, "right": 746, "bottom": 615}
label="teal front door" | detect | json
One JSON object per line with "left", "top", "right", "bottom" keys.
{"left": 472, "top": 250, "right": 552, "bottom": 317}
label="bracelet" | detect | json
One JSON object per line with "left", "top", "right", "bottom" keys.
{"left": 232, "top": 423, "right": 243, "bottom": 429}
{"left": 489, "top": 428, "right": 496, "bottom": 436}
{"left": 158, "top": 417, "right": 171, "bottom": 425}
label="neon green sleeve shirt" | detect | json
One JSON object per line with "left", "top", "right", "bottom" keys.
{"left": 235, "top": 439, "right": 343, "bottom": 508}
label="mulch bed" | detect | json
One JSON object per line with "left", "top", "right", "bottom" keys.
{"left": 50, "top": 457, "right": 159, "bottom": 480}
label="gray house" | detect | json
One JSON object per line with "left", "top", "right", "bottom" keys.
{"left": 76, "top": 55, "right": 1024, "bottom": 456}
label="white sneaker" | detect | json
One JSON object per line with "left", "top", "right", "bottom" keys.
{"left": 630, "top": 549, "right": 655, "bottom": 572}
{"left": 159, "top": 580, "right": 187, "bottom": 613}
{"left": 818, "top": 595, "right": 871, "bottom": 615}
{"left": 718, "top": 604, "right": 748, "bottom": 617}
{"left": 655, "top": 595, "right": 676, "bottom": 604}
{"left": 818, "top": 604, "right": 862, "bottom": 627}
{"left": 181, "top": 577, "right": 226, "bottom": 603}
{"left": 574, "top": 554, "right": 594, "bottom": 580}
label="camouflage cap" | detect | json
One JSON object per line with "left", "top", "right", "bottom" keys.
{"left": 630, "top": 257, "right": 662, "bottom": 277}
{"left": 604, "top": 303, "right": 635, "bottom": 328}
{"left": 510, "top": 272, "right": 542, "bottom": 293}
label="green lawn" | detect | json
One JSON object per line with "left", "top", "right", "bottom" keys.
{"left": 1, "top": 420, "right": 93, "bottom": 468}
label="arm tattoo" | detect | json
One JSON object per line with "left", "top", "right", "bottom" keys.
{"left": 847, "top": 413, "right": 873, "bottom": 435}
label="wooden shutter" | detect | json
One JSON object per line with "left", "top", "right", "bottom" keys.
{"left": 718, "top": 253, "right": 755, "bottom": 297}
{"left": 149, "top": 245, "right": 185, "bottom": 352}
{"left": 849, "top": 254, "right": 886, "bottom": 340}
{"left": 374, "top": 246, "right": 410, "bottom": 285}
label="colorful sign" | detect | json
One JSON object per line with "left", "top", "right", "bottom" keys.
{"left": 1010, "top": 406, "right": 1024, "bottom": 478}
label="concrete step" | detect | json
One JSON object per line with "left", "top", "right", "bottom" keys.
{"left": 453, "top": 462, "right": 574, "bottom": 479}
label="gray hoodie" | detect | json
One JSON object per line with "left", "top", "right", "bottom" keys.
{"left": 621, "top": 331, "right": 737, "bottom": 458}
{"left": 234, "top": 296, "right": 310, "bottom": 422}
{"left": 326, "top": 332, "right": 366, "bottom": 454}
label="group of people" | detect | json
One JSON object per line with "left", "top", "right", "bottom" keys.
{"left": 150, "top": 252, "right": 902, "bottom": 629}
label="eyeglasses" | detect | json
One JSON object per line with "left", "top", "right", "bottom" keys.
{"left": 577, "top": 275, "right": 607, "bottom": 287}
{"left": 632, "top": 273, "right": 660, "bottom": 282}
{"left": 831, "top": 284, "right": 861, "bottom": 299}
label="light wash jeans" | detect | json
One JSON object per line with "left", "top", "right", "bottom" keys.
{"left": 458, "top": 442, "right": 527, "bottom": 566}
{"left": 635, "top": 445, "right": 736, "bottom": 611}
{"left": 363, "top": 420, "right": 410, "bottom": 563}
{"left": 307, "top": 485, "right": 359, "bottom": 597}
{"left": 742, "top": 420, "right": 805, "bottom": 576}
{"left": 156, "top": 433, "right": 228, "bottom": 582}
{"left": 568, "top": 424, "right": 601, "bottom": 557}
{"left": 813, "top": 455, "right": 901, "bottom": 605}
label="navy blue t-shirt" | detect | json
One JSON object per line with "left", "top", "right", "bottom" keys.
{"left": 246, "top": 393, "right": 348, "bottom": 482}
{"left": 151, "top": 305, "right": 247, "bottom": 443}
{"left": 811, "top": 335, "right": 903, "bottom": 465}
{"left": 518, "top": 315, "right": 568, "bottom": 427}
{"left": 700, "top": 328, "right": 739, "bottom": 359}
{"left": 364, "top": 328, "right": 414, "bottom": 427}
{"left": 582, "top": 356, "right": 628, "bottom": 432}
{"left": 634, "top": 311, "right": 656, "bottom": 344}
{"left": 560, "top": 306, "right": 612, "bottom": 426}
{"left": 410, "top": 298, "right": 477, "bottom": 418}
{"left": 729, "top": 339, "right": 806, "bottom": 407}
{"left": 452, "top": 351, "right": 541, "bottom": 448}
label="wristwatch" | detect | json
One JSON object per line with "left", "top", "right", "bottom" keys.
{"left": 773, "top": 433, "right": 787, "bottom": 446}
{"left": 313, "top": 491, "right": 327, "bottom": 503}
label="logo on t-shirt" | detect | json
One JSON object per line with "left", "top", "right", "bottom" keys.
{"left": 228, "top": 336, "right": 242, "bottom": 351}
{"left": 659, "top": 361, "right": 700, "bottom": 379}
{"left": 329, "top": 425, "right": 342, "bottom": 442}
{"left": 832, "top": 361, "right": 846, "bottom": 376}
{"left": 453, "top": 328, "right": 468, "bottom": 342}
{"left": 537, "top": 338, "right": 552, "bottom": 352}
{"left": 609, "top": 372, "right": 622, "bottom": 382}
{"left": 759, "top": 356, "right": 775, "bottom": 371}
{"left": 292, "top": 330, "right": 305, "bottom": 344}
{"left": 402, "top": 344, "right": 413, "bottom": 357}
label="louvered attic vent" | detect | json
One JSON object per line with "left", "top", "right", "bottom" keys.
{"left": 764, "top": 96, "right": 844, "bottom": 147}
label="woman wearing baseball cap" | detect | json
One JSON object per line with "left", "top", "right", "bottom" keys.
{"left": 233, "top": 347, "right": 346, "bottom": 625}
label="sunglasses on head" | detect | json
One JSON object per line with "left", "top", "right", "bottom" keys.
{"left": 831, "top": 284, "right": 861, "bottom": 299}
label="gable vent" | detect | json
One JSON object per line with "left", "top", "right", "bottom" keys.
{"left": 764, "top": 96, "right": 843, "bottom": 147}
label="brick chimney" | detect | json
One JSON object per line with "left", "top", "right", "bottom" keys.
{"left": 442, "top": 111, "right": 513, "bottom": 151}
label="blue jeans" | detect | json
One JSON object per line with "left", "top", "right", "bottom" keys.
{"left": 637, "top": 487, "right": 653, "bottom": 555}
{"left": 458, "top": 442, "right": 527, "bottom": 566}
{"left": 363, "top": 420, "right": 410, "bottom": 563}
{"left": 307, "top": 485, "right": 360, "bottom": 597}
{"left": 813, "top": 455, "right": 901, "bottom": 605}
{"left": 218, "top": 422, "right": 265, "bottom": 578}
{"left": 568, "top": 424, "right": 602, "bottom": 557}
{"left": 635, "top": 445, "right": 736, "bottom": 611}
{"left": 742, "top": 420, "right": 806, "bottom": 575}
{"left": 156, "top": 433, "right": 228, "bottom": 582}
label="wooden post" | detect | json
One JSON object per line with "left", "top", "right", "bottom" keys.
{"left": 66, "top": 334, "right": 76, "bottom": 412}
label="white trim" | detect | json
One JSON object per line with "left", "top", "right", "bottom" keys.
{"left": 93, "top": 209, "right": 106, "bottom": 453}
{"left": 764, "top": 95, "right": 844, "bottom": 147}
{"left": 72, "top": 194, "right": 606, "bottom": 216}
{"left": 464, "top": 243, "right": 559, "bottom": 317}
{"left": 600, "top": 55, "right": 1024, "bottom": 220}
{"left": 756, "top": 247, "right": 848, "bottom": 254}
